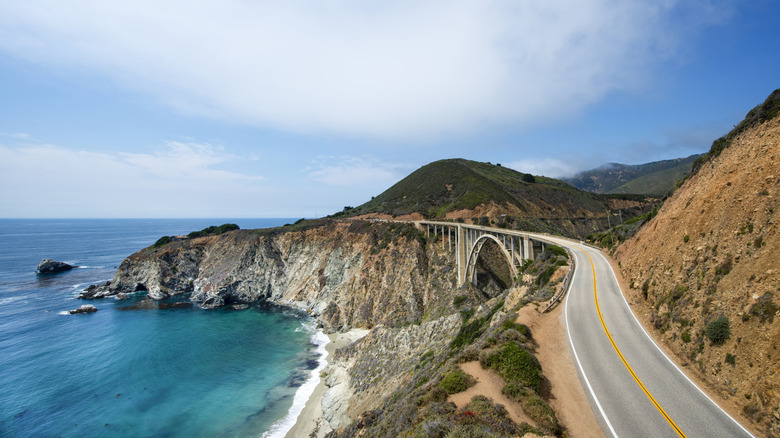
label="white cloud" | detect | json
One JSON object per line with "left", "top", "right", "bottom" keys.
{"left": 0, "top": 139, "right": 271, "bottom": 217}
{"left": 0, "top": 1, "right": 730, "bottom": 140}
{"left": 308, "top": 156, "right": 406, "bottom": 188}
{"left": 507, "top": 158, "right": 579, "bottom": 178}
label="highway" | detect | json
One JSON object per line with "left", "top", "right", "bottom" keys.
{"left": 537, "top": 236, "right": 754, "bottom": 437}
{"left": 412, "top": 220, "right": 754, "bottom": 436}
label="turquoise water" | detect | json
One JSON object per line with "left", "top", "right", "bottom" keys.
{"left": 0, "top": 219, "right": 322, "bottom": 437}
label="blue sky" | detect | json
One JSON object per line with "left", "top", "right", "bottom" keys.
{"left": 0, "top": 0, "right": 778, "bottom": 218}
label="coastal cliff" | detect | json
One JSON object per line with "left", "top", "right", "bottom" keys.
{"left": 82, "top": 220, "right": 457, "bottom": 330}
{"left": 81, "top": 219, "right": 575, "bottom": 437}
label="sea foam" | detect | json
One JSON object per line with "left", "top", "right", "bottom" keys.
{"left": 262, "top": 325, "right": 330, "bottom": 438}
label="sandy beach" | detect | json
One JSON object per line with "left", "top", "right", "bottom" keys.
{"left": 284, "top": 329, "right": 369, "bottom": 438}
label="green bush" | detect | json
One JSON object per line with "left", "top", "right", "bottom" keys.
{"left": 501, "top": 319, "right": 530, "bottom": 337}
{"left": 152, "top": 235, "right": 174, "bottom": 248}
{"left": 451, "top": 316, "right": 486, "bottom": 349}
{"left": 439, "top": 368, "right": 474, "bottom": 394}
{"left": 187, "top": 223, "right": 239, "bottom": 239}
{"left": 725, "top": 353, "right": 736, "bottom": 366}
{"left": 482, "top": 342, "right": 542, "bottom": 393}
{"left": 705, "top": 316, "right": 731, "bottom": 345}
{"left": 453, "top": 295, "right": 469, "bottom": 307}
{"left": 543, "top": 245, "right": 568, "bottom": 258}
{"left": 681, "top": 331, "right": 691, "bottom": 343}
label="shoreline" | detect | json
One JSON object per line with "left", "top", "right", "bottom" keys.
{"left": 283, "top": 329, "right": 370, "bottom": 438}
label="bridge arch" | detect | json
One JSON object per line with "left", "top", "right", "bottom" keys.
{"left": 464, "top": 233, "right": 518, "bottom": 286}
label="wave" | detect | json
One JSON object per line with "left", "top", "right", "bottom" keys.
{"left": 0, "top": 295, "right": 29, "bottom": 306}
{"left": 262, "top": 326, "right": 330, "bottom": 438}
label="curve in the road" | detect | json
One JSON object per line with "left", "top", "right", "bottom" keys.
{"left": 546, "top": 236, "right": 754, "bottom": 437}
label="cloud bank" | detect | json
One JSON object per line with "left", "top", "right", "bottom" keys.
{"left": 0, "top": 139, "right": 270, "bottom": 217}
{"left": 0, "top": 0, "right": 728, "bottom": 140}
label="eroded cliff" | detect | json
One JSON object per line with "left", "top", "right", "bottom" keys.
{"left": 82, "top": 220, "right": 458, "bottom": 331}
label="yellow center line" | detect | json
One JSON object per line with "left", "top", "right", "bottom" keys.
{"left": 584, "top": 250, "right": 687, "bottom": 438}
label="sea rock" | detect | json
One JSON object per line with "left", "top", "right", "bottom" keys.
{"left": 37, "top": 259, "right": 76, "bottom": 273}
{"left": 79, "top": 282, "right": 113, "bottom": 299}
{"left": 69, "top": 304, "right": 97, "bottom": 315}
{"left": 199, "top": 295, "right": 225, "bottom": 309}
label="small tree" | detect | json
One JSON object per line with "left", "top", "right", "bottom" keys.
{"left": 705, "top": 316, "right": 731, "bottom": 345}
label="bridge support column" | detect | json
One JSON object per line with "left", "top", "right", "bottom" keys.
{"left": 457, "top": 225, "right": 467, "bottom": 285}
{"left": 523, "top": 235, "right": 534, "bottom": 261}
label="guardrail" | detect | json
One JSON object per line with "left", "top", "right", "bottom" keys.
{"left": 542, "top": 248, "right": 575, "bottom": 313}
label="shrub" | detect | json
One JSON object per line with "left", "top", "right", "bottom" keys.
{"left": 187, "top": 223, "right": 240, "bottom": 239}
{"left": 439, "top": 368, "right": 475, "bottom": 394}
{"left": 725, "top": 353, "right": 736, "bottom": 366}
{"left": 483, "top": 342, "right": 542, "bottom": 393}
{"left": 543, "top": 245, "right": 568, "bottom": 258}
{"left": 681, "top": 331, "right": 691, "bottom": 343}
{"left": 684, "top": 234, "right": 690, "bottom": 243}
{"left": 714, "top": 256, "right": 733, "bottom": 281}
{"left": 750, "top": 292, "right": 778, "bottom": 322}
{"left": 705, "top": 316, "right": 731, "bottom": 345}
{"left": 451, "top": 316, "right": 487, "bottom": 349}
{"left": 501, "top": 319, "right": 530, "bottom": 337}
{"left": 453, "top": 295, "right": 469, "bottom": 307}
{"left": 152, "top": 235, "right": 174, "bottom": 248}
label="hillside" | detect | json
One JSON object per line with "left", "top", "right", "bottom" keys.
{"left": 566, "top": 154, "right": 701, "bottom": 196}
{"left": 615, "top": 89, "right": 780, "bottom": 437}
{"left": 337, "top": 158, "right": 656, "bottom": 239}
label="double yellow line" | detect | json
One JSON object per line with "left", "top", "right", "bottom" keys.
{"left": 585, "top": 251, "right": 687, "bottom": 438}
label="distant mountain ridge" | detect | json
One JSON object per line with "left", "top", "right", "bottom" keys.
{"left": 565, "top": 154, "right": 702, "bottom": 196}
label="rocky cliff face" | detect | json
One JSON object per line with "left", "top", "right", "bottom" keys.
{"left": 81, "top": 219, "right": 572, "bottom": 437}
{"left": 82, "top": 220, "right": 458, "bottom": 331}
{"left": 616, "top": 114, "right": 780, "bottom": 436}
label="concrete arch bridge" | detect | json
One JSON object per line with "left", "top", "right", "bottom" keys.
{"left": 414, "top": 221, "right": 559, "bottom": 286}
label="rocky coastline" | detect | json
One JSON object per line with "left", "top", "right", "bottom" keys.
{"left": 80, "top": 219, "right": 573, "bottom": 437}
{"left": 79, "top": 220, "right": 468, "bottom": 434}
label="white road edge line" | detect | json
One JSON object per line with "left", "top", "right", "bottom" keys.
{"left": 564, "top": 246, "right": 619, "bottom": 438}
{"left": 590, "top": 249, "right": 755, "bottom": 438}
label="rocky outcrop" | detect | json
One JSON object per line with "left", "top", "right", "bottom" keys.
{"left": 37, "top": 259, "right": 76, "bottom": 273}
{"left": 69, "top": 304, "right": 97, "bottom": 314}
{"left": 80, "top": 220, "right": 459, "bottom": 329}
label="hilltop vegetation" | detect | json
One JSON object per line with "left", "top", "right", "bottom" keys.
{"left": 565, "top": 154, "right": 702, "bottom": 196}
{"left": 348, "top": 159, "right": 604, "bottom": 218}
{"left": 334, "top": 158, "right": 656, "bottom": 239}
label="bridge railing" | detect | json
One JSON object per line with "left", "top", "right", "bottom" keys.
{"left": 542, "top": 248, "right": 576, "bottom": 313}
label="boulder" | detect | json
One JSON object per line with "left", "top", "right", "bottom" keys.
{"left": 69, "top": 304, "right": 98, "bottom": 315}
{"left": 37, "top": 259, "right": 76, "bottom": 274}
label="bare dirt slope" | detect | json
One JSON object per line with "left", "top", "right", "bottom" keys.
{"left": 616, "top": 116, "right": 780, "bottom": 436}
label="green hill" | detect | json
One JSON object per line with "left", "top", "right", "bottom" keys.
{"left": 340, "top": 159, "right": 605, "bottom": 218}
{"left": 565, "top": 154, "right": 702, "bottom": 196}
{"left": 332, "top": 159, "right": 655, "bottom": 238}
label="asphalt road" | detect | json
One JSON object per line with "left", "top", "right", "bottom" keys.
{"left": 539, "top": 237, "right": 754, "bottom": 438}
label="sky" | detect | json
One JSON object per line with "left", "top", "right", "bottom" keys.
{"left": 0, "top": 0, "right": 778, "bottom": 218}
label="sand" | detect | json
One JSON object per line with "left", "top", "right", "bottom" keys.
{"left": 284, "top": 329, "right": 369, "bottom": 438}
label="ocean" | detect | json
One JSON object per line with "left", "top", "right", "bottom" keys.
{"left": 0, "top": 219, "right": 327, "bottom": 438}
